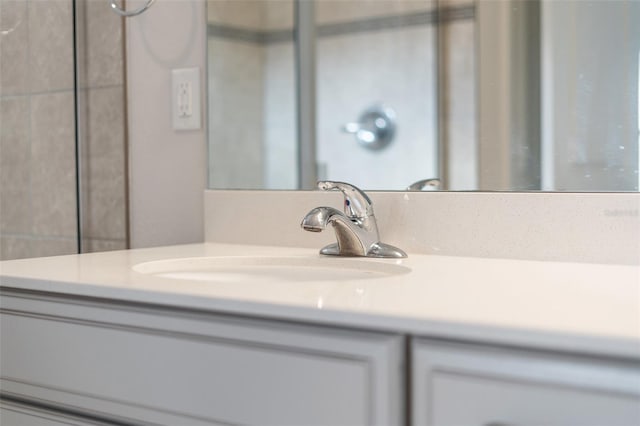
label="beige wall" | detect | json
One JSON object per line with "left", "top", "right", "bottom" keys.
{"left": 126, "top": 0, "right": 207, "bottom": 248}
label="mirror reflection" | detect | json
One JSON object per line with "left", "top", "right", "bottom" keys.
{"left": 206, "top": 0, "right": 639, "bottom": 191}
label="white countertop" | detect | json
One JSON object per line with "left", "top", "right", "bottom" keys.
{"left": 1, "top": 243, "right": 639, "bottom": 360}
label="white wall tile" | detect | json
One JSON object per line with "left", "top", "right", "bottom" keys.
{"left": 316, "top": 0, "right": 435, "bottom": 25}
{"left": 208, "top": 38, "right": 265, "bottom": 189}
{"left": 0, "top": 97, "right": 31, "bottom": 234}
{"left": 30, "top": 92, "right": 77, "bottom": 238}
{"left": 83, "top": 0, "right": 125, "bottom": 88}
{"left": 28, "top": 0, "right": 74, "bottom": 92}
{"left": 263, "top": 42, "right": 297, "bottom": 188}
{"left": 315, "top": 26, "right": 437, "bottom": 190}
{"left": 207, "top": 0, "right": 265, "bottom": 29}
{"left": 0, "top": 0, "right": 29, "bottom": 95}
{"left": 444, "top": 19, "right": 477, "bottom": 190}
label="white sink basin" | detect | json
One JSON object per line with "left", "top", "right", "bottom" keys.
{"left": 132, "top": 256, "right": 410, "bottom": 283}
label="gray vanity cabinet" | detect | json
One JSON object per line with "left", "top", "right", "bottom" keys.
{"left": 411, "top": 339, "right": 640, "bottom": 426}
{"left": 2, "top": 290, "right": 639, "bottom": 426}
{"left": 0, "top": 292, "right": 404, "bottom": 426}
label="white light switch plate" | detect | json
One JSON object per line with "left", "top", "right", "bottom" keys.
{"left": 171, "top": 68, "right": 201, "bottom": 130}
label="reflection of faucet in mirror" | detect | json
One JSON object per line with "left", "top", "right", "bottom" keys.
{"left": 109, "top": 0, "right": 156, "bottom": 17}
{"left": 301, "top": 181, "right": 407, "bottom": 258}
{"left": 407, "top": 178, "right": 441, "bottom": 191}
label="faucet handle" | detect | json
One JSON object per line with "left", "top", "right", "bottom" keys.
{"left": 317, "top": 181, "right": 374, "bottom": 219}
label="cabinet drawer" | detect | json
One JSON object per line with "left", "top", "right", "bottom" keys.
{"left": 412, "top": 339, "right": 640, "bottom": 426}
{"left": 1, "top": 293, "right": 403, "bottom": 426}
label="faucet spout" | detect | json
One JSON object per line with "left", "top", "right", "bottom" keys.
{"left": 300, "top": 181, "right": 407, "bottom": 258}
{"left": 301, "top": 207, "right": 377, "bottom": 256}
{"left": 300, "top": 207, "right": 342, "bottom": 232}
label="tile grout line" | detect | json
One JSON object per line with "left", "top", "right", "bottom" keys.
{"left": 0, "top": 84, "right": 125, "bottom": 100}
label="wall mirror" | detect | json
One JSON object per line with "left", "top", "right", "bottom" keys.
{"left": 206, "top": 0, "right": 639, "bottom": 191}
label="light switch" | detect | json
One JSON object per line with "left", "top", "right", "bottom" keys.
{"left": 172, "top": 68, "right": 201, "bottom": 130}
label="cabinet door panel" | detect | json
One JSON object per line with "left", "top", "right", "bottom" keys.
{"left": 1, "top": 293, "right": 403, "bottom": 426}
{"left": 412, "top": 339, "right": 640, "bottom": 426}
{"left": 431, "top": 371, "right": 639, "bottom": 426}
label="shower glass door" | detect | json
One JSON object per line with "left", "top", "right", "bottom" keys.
{"left": 0, "top": 0, "right": 128, "bottom": 260}
{"left": 1, "top": 0, "right": 80, "bottom": 259}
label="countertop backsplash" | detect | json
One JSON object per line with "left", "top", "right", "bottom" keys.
{"left": 204, "top": 190, "right": 639, "bottom": 265}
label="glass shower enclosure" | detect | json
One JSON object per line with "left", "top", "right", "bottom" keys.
{"left": 0, "top": 0, "right": 128, "bottom": 260}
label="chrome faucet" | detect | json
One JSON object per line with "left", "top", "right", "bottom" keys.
{"left": 301, "top": 181, "right": 407, "bottom": 258}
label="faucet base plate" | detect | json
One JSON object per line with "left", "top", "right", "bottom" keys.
{"left": 320, "top": 242, "right": 407, "bottom": 258}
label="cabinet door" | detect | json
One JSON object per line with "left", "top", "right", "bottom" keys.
{"left": 411, "top": 339, "right": 640, "bottom": 426}
{"left": 1, "top": 291, "right": 404, "bottom": 426}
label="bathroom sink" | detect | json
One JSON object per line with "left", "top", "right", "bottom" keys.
{"left": 132, "top": 256, "right": 410, "bottom": 283}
